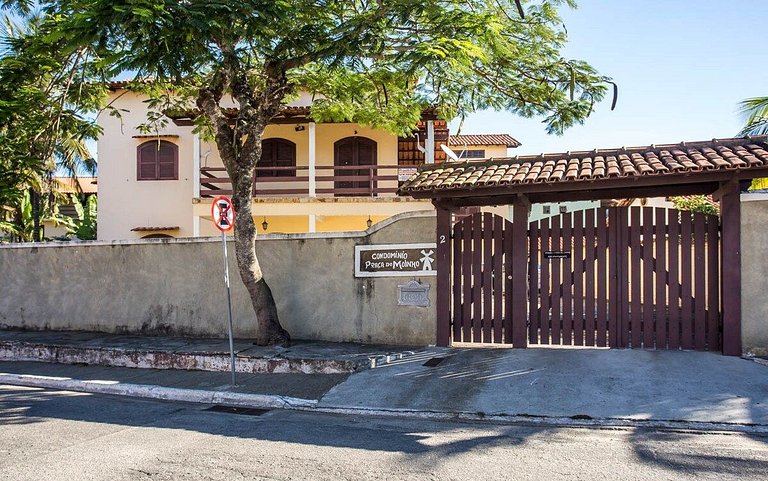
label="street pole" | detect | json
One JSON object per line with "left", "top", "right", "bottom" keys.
{"left": 221, "top": 230, "right": 236, "bottom": 385}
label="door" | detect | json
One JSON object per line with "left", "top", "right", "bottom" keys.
{"left": 334, "top": 136, "right": 377, "bottom": 196}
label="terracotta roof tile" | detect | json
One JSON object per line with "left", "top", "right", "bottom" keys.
{"left": 448, "top": 134, "right": 521, "bottom": 148}
{"left": 398, "top": 136, "right": 768, "bottom": 196}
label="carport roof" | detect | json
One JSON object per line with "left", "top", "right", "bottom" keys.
{"left": 398, "top": 136, "right": 768, "bottom": 205}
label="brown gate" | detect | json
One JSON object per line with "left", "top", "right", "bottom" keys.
{"left": 450, "top": 207, "right": 721, "bottom": 351}
{"left": 451, "top": 212, "right": 516, "bottom": 343}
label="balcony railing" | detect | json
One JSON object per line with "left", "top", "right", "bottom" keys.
{"left": 200, "top": 164, "right": 410, "bottom": 198}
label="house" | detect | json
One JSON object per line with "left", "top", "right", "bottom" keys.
{"left": 96, "top": 83, "right": 522, "bottom": 240}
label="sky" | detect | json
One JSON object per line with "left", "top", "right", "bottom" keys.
{"left": 453, "top": 0, "right": 768, "bottom": 156}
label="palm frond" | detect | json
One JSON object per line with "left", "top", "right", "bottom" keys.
{"left": 738, "top": 96, "right": 768, "bottom": 135}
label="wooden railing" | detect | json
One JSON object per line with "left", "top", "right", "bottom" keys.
{"left": 200, "top": 164, "right": 408, "bottom": 198}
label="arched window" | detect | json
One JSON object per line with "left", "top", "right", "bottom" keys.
{"left": 137, "top": 140, "right": 178, "bottom": 181}
{"left": 141, "top": 233, "right": 174, "bottom": 239}
{"left": 259, "top": 138, "right": 296, "bottom": 177}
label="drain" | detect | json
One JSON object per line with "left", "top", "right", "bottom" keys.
{"left": 205, "top": 405, "right": 271, "bottom": 416}
{"left": 423, "top": 357, "right": 446, "bottom": 367}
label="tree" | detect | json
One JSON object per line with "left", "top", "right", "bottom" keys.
{"left": 670, "top": 195, "right": 719, "bottom": 217}
{"left": 738, "top": 96, "right": 768, "bottom": 191}
{"left": 0, "top": 9, "right": 102, "bottom": 242}
{"left": 739, "top": 96, "right": 768, "bottom": 136}
{"left": 35, "top": 0, "right": 612, "bottom": 345}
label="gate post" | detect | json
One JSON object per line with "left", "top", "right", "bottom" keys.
{"left": 719, "top": 183, "right": 742, "bottom": 356}
{"left": 435, "top": 202, "right": 453, "bottom": 347}
{"left": 512, "top": 197, "right": 530, "bottom": 348}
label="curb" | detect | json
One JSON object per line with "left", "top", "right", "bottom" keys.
{"left": 308, "top": 405, "right": 768, "bottom": 435}
{"left": 0, "top": 373, "right": 317, "bottom": 409}
{"left": 3, "top": 372, "right": 767, "bottom": 435}
{"left": 0, "top": 341, "right": 361, "bottom": 374}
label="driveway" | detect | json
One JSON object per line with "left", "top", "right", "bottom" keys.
{"left": 319, "top": 347, "right": 768, "bottom": 425}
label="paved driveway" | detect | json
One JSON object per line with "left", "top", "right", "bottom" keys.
{"left": 320, "top": 347, "right": 768, "bottom": 425}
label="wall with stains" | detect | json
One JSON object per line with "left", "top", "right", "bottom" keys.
{"left": 0, "top": 211, "right": 437, "bottom": 346}
{"left": 741, "top": 195, "right": 768, "bottom": 356}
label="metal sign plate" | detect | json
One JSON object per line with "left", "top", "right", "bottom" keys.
{"left": 355, "top": 243, "right": 437, "bottom": 277}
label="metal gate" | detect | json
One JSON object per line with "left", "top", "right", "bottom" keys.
{"left": 449, "top": 207, "right": 721, "bottom": 351}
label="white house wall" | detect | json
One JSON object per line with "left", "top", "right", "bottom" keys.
{"left": 97, "top": 91, "right": 195, "bottom": 240}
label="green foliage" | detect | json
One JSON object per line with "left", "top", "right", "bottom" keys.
{"left": 739, "top": 96, "right": 768, "bottom": 136}
{"left": 0, "top": 8, "right": 106, "bottom": 242}
{"left": 670, "top": 195, "right": 719, "bottom": 217}
{"left": 41, "top": 0, "right": 611, "bottom": 138}
{"left": 66, "top": 193, "right": 96, "bottom": 240}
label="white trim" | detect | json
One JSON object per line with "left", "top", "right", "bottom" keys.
{"left": 0, "top": 211, "right": 436, "bottom": 249}
{"left": 425, "top": 120, "right": 435, "bottom": 164}
{"left": 192, "top": 215, "right": 201, "bottom": 237}
{"left": 308, "top": 121, "right": 316, "bottom": 197}
{"left": 741, "top": 192, "right": 768, "bottom": 201}
{"left": 192, "top": 134, "right": 201, "bottom": 198}
{"left": 355, "top": 243, "right": 438, "bottom": 278}
{"left": 308, "top": 214, "right": 316, "bottom": 233}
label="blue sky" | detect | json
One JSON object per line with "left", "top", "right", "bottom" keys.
{"left": 453, "top": 0, "right": 768, "bottom": 155}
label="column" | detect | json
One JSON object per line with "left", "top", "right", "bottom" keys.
{"left": 425, "top": 120, "right": 435, "bottom": 164}
{"left": 308, "top": 121, "right": 316, "bottom": 197}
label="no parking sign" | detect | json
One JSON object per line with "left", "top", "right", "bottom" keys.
{"left": 211, "top": 196, "right": 235, "bottom": 232}
{"left": 211, "top": 195, "right": 236, "bottom": 384}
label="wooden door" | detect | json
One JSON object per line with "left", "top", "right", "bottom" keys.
{"left": 334, "top": 137, "right": 377, "bottom": 196}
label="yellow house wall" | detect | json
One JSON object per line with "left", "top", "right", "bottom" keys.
{"left": 99, "top": 89, "right": 424, "bottom": 240}
{"left": 97, "top": 91, "right": 194, "bottom": 241}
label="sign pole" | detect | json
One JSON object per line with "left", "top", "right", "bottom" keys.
{"left": 221, "top": 229, "right": 236, "bottom": 385}
{"left": 212, "top": 195, "right": 237, "bottom": 386}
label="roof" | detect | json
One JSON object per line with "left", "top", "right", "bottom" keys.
{"left": 167, "top": 106, "right": 440, "bottom": 126}
{"left": 399, "top": 136, "right": 768, "bottom": 202}
{"left": 54, "top": 177, "right": 97, "bottom": 194}
{"left": 448, "top": 134, "right": 521, "bottom": 148}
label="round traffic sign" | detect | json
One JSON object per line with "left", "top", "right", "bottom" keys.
{"left": 211, "top": 196, "right": 235, "bottom": 232}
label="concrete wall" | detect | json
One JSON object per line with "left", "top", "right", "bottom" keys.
{"left": 0, "top": 212, "right": 437, "bottom": 346}
{"left": 741, "top": 195, "right": 768, "bottom": 356}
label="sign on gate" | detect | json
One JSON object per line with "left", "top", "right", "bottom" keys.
{"left": 355, "top": 243, "right": 437, "bottom": 277}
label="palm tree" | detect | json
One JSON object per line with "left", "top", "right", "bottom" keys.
{"left": 0, "top": 9, "right": 100, "bottom": 241}
{"left": 738, "top": 97, "right": 768, "bottom": 190}
{"left": 739, "top": 97, "right": 768, "bottom": 136}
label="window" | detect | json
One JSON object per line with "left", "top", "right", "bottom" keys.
{"left": 459, "top": 149, "right": 485, "bottom": 159}
{"left": 259, "top": 138, "right": 296, "bottom": 177}
{"left": 137, "top": 140, "right": 178, "bottom": 180}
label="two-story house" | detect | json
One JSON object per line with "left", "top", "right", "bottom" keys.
{"left": 97, "top": 82, "right": 520, "bottom": 240}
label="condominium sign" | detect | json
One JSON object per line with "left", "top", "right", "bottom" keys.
{"left": 355, "top": 243, "right": 437, "bottom": 277}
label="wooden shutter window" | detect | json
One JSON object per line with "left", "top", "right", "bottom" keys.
{"left": 137, "top": 140, "right": 178, "bottom": 181}
{"left": 259, "top": 138, "right": 296, "bottom": 177}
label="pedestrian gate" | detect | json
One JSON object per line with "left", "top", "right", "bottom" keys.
{"left": 449, "top": 207, "right": 721, "bottom": 351}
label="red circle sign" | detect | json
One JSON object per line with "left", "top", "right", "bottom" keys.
{"left": 211, "top": 196, "right": 235, "bottom": 232}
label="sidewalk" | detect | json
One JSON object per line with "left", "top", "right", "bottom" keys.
{"left": 2, "top": 330, "right": 768, "bottom": 432}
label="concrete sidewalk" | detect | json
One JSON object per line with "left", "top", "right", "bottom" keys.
{"left": 2, "top": 330, "right": 768, "bottom": 431}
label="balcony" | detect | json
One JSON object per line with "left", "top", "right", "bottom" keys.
{"left": 199, "top": 164, "right": 411, "bottom": 198}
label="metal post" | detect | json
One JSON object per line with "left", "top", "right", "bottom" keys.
{"left": 221, "top": 230, "right": 236, "bottom": 384}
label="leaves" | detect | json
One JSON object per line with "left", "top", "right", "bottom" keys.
{"left": 0, "top": 9, "right": 105, "bottom": 241}
{"left": 739, "top": 96, "right": 768, "bottom": 136}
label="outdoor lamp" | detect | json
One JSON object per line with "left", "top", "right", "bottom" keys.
{"left": 262, "top": 217, "right": 268, "bottom": 231}
{"left": 366, "top": 215, "right": 373, "bottom": 228}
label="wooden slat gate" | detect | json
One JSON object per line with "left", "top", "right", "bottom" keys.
{"left": 450, "top": 207, "right": 721, "bottom": 351}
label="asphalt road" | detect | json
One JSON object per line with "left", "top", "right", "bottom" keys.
{"left": 2, "top": 385, "right": 767, "bottom": 481}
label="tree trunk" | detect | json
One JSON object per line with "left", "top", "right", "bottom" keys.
{"left": 230, "top": 173, "right": 291, "bottom": 346}
{"left": 31, "top": 188, "right": 42, "bottom": 242}
{"left": 197, "top": 68, "right": 292, "bottom": 346}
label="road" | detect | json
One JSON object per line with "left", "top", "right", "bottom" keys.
{"left": 1, "top": 384, "right": 767, "bottom": 480}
